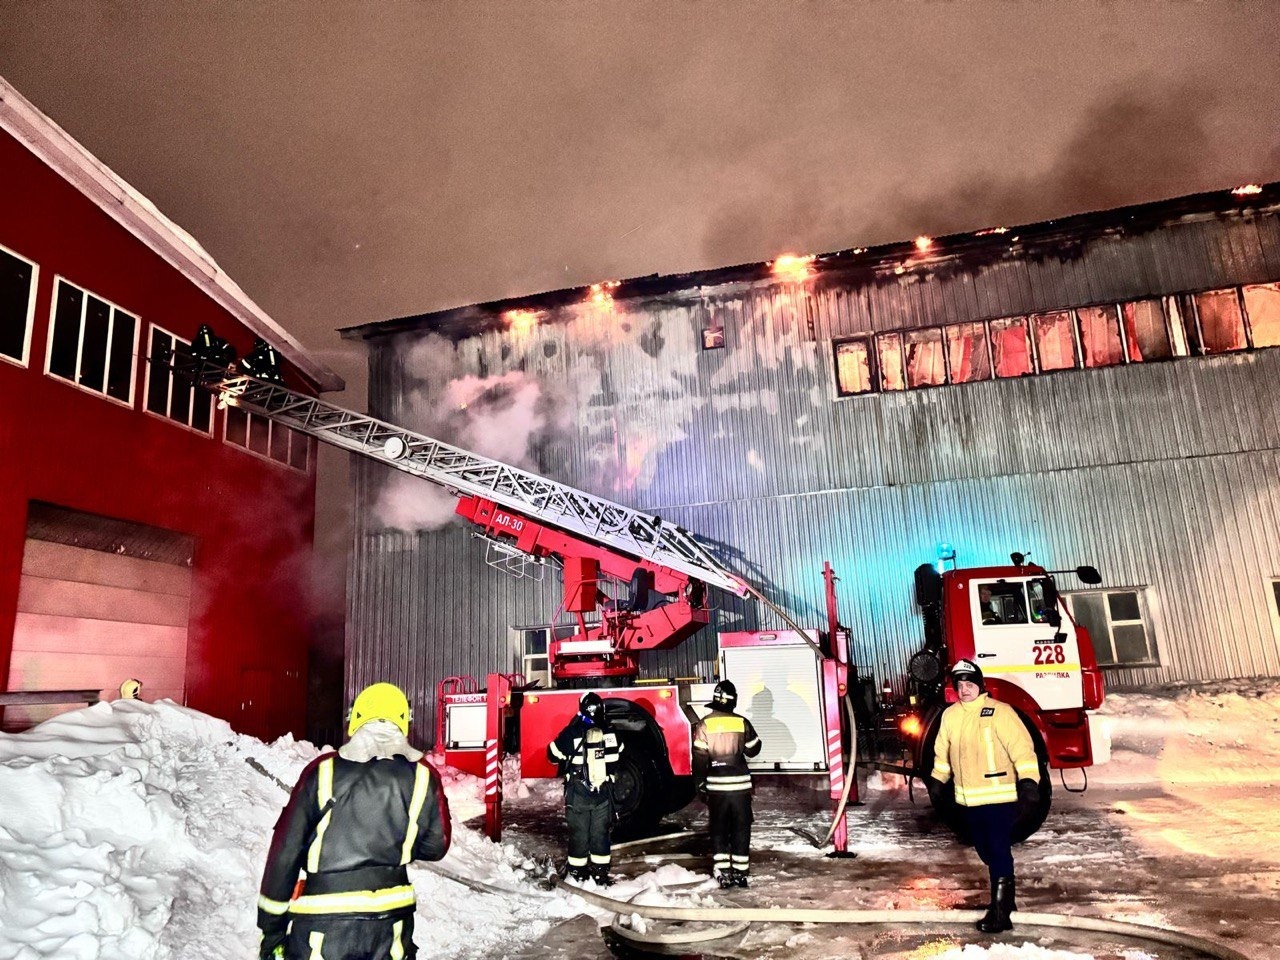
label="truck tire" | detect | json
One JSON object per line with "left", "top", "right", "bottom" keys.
{"left": 610, "top": 731, "right": 689, "bottom": 839}
{"left": 1011, "top": 712, "right": 1052, "bottom": 844}
{"left": 600, "top": 699, "right": 690, "bottom": 839}
{"left": 917, "top": 711, "right": 969, "bottom": 843}
{"left": 917, "top": 708, "right": 1052, "bottom": 845}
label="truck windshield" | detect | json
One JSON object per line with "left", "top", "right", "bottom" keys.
{"left": 978, "top": 581, "right": 1029, "bottom": 625}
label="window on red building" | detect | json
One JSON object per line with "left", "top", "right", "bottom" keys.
{"left": 1, "top": 244, "right": 37, "bottom": 366}
{"left": 1078, "top": 305, "right": 1125, "bottom": 367}
{"left": 1243, "top": 283, "right": 1280, "bottom": 348}
{"left": 877, "top": 332, "right": 905, "bottom": 391}
{"left": 904, "top": 328, "right": 946, "bottom": 388}
{"left": 1193, "top": 289, "right": 1247, "bottom": 354}
{"left": 47, "top": 278, "right": 138, "bottom": 404}
{"left": 225, "top": 405, "right": 311, "bottom": 472}
{"left": 944, "top": 322, "right": 991, "bottom": 383}
{"left": 833, "top": 336, "right": 873, "bottom": 396}
{"left": 1030, "top": 311, "right": 1078, "bottom": 371}
{"left": 989, "top": 316, "right": 1034, "bottom": 378}
{"left": 145, "top": 327, "right": 213, "bottom": 434}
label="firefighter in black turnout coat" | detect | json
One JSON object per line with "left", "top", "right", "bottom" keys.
{"left": 547, "top": 692, "right": 623, "bottom": 884}
{"left": 257, "top": 683, "right": 451, "bottom": 960}
{"left": 692, "top": 680, "right": 763, "bottom": 888}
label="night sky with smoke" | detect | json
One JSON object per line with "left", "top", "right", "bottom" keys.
{"left": 3, "top": 0, "right": 1278, "bottom": 636}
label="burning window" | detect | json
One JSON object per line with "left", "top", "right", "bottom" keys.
{"left": 701, "top": 326, "right": 725, "bottom": 350}
{"left": 989, "top": 316, "right": 1033, "bottom": 378}
{"left": 1193, "top": 289, "right": 1246, "bottom": 354}
{"left": 1243, "top": 283, "right": 1280, "bottom": 348}
{"left": 877, "top": 332, "right": 905, "bottom": 391}
{"left": 904, "top": 328, "right": 945, "bottom": 388}
{"left": 1030, "top": 311, "right": 1078, "bottom": 371}
{"left": 1078, "top": 306, "right": 1124, "bottom": 367}
{"left": 833, "top": 336, "right": 873, "bottom": 396}
{"left": 0, "top": 243, "right": 36, "bottom": 365}
{"left": 1163, "top": 297, "right": 1191, "bottom": 355}
{"left": 943, "top": 322, "right": 991, "bottom": 383}
{"left": 1119, "top": 300, "right": 1173, "bottom": 361}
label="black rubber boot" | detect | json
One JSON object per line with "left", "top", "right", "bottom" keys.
{"left": 733, "top": 871, "right": 749, "bottom": 889}
{"left": 591, "top": 866, "right": 614, "bottom": 887}
{"left": 716, "top": 871, "right": 735, "bottom": 890}
{"left": 568, "top": 865, "right": 590, "bottom": 882}
{"left": 976, "top": 876, "right": 1015, "bottom": 933}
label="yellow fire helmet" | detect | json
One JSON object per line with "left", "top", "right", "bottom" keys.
{"left": 347, "top": 682, "right": 412, "bottom": 737}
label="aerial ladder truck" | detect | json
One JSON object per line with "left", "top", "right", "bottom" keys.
{"left": 171, "top": 329, "right": 1104, "bottom": 849}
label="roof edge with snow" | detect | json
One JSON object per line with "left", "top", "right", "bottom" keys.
{"left": 0, "top": 75, "right": 343, "bottom": 393}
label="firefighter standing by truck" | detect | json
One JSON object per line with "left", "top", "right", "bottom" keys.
{"left": 547, "top": 692, "right": 623, "bottom": 885}
{"left": 257, "top": 683, "right": 451, "bottom": 960}
{"left": 692, "top": 680, "right": 763, "bottom": 889}
{"left": 928, "top": 660, "right": 1040, "bottom": 934}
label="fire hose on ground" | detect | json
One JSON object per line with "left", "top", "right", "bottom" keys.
{"left": 557, "top": 879, "right": 1254, "bottom": 960}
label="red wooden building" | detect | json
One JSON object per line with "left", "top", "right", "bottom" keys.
{"left": 0, "top": 77, "right": 342, "bottom": 738}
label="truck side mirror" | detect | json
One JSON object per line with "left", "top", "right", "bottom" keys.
{"left": 1035, "top": 578, "right": 1062, "bottom": 628}
{"left": 1076, "top": 565, "right": 1102, "bottom": 585}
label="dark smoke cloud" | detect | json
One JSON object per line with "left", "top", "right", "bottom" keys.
{"left": 701, "top": 81, "right": 1280, "bottom": 264}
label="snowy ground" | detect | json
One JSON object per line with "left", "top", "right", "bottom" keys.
{"left": 0, "top": 681, "right": 1276, "bottom": 960}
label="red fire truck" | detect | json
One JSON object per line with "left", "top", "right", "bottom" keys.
{"left": 179, "top": 331, "right": 1106, "bottom": 849}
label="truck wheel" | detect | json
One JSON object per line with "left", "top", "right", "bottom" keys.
{"left": 1011, "top": 712, "right": 1052, "bottom": 844}
{"left": 609, "top": 733, "right": 670, "bottom": 839}
{"left": 918, "top": 711, "right": 970, "bottom": 843}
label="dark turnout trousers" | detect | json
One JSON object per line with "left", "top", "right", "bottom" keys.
{"left": 565, "top": 778, "right": 613, "bottom": 874}
{"left": 708, "top": 790, "right": 753, "bottom": 879}
{"left": 284, "top": 911, "right": 416, "bottom": 960}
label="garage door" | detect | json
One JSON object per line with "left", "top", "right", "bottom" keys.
{"left": 5, "top": 538, "right": 191, "bottom": 729}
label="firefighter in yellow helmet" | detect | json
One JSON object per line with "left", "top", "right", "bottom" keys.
{"left": 257, "top": 683, "right": 451, "bottom": 960}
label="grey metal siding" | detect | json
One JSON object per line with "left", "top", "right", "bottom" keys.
{"left": 348, "top": 202, "right": 1280, "bottom": 728}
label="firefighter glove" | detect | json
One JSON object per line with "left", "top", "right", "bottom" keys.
{"left": 1016, "top": 778, "right": 1039, "bottom": 807}
{"left": 258, "top": 919, "right": 287, "bottom": 960}
{"left": 925, "top": 777, "right": 946, "bottom": 806}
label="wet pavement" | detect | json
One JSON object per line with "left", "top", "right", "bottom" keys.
{"left": 494, "top": 774, "right": 1277, "bottom": 959}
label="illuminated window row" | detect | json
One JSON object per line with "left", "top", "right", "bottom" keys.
{"left": 833, "top": 283, "right": 1280, "bottom": 396}
{"left": 0, "top": 243, "right": 310, "bottom": 472}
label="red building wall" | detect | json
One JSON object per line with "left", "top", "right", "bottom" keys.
{"left": 0, "top": 128, "right": 320, "bottom": 740}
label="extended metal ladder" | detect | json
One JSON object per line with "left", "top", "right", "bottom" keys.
{"left": 180, "top": 358, "right": 749, "bottom": 596}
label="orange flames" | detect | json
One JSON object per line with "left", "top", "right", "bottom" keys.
{"left": 503, "top": 309, "right": 539, "bottom": 335}
{"left": 588, "top": 281, "right": 621, "bottom": 305}
{"left": 974, "top": 226, "right": 1009, "bottom": 236}
{"left": 770, "top": 253, "right": 816, "bottom": 282}
{"left": 1232, "top": 184, "right": 1263, "bottom": 197}
{"left": 914, "top": 235, "right": 933, "bottom": 252}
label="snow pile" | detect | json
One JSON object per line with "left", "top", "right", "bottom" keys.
{"left": 0, "top": 699, "right": 710, "bottom": 960}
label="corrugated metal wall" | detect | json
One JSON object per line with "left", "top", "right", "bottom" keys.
{"left": 349, "top": 203, "right": 1280, "bottom": 739}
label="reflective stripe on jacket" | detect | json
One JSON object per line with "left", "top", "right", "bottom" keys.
{"left": 929, "top": 694, "right": 1039, "bottom": 807}
{"left": 692, "top": 709, "right": 762, "bottom": 792}
{"left": 257, "top": 752, "right": 450, "bottom": 923}
{"left": 547, "top": 717, "right": 622, "bottom": 789}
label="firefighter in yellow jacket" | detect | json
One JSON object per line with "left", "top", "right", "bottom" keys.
{"left": 928, "top": 660, "right": 1039, "bottom": 933}
{"left": 257, "top": 683, "right": 451, "bottom": 960}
